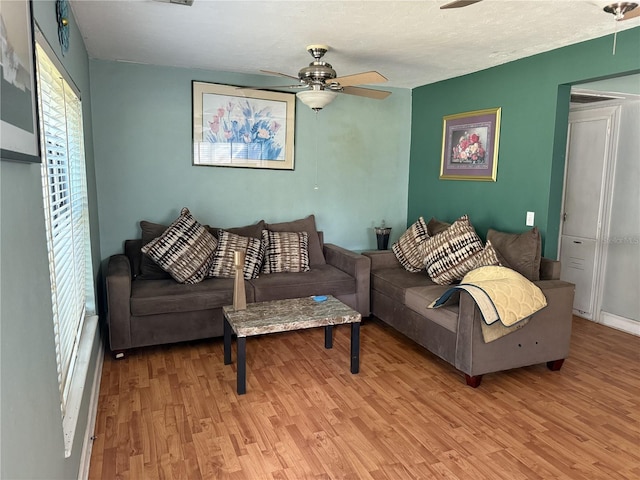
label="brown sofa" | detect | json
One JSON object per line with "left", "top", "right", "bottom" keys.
{"left": 363, "top": 249, "right": 575, "bottom": 387}
{"left": 106, "top": 218, "right": 370, "bottom": 356}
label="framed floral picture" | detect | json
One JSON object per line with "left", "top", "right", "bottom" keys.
{"left": 192, "top": 81, "right": 295, "bottom": 170}
{"left": 440, "top": 107, "right": 501, "bottom": 181}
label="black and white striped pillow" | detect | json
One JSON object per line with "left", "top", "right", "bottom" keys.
{"left": 422, "top": 215, "right": 492, "bottom": 285}
{"left": 141, "top": 208, "right": 217, "bottom": 284}
{"left": 392, "top": 216, "right": 430, "bottom": 272}
{"left": 208, "top": 230, "right": 266, "bottom": 280}
{"left": 262, "top": 230, "right": 310, "bottom": 274}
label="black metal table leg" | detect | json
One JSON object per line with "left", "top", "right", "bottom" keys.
{"left": 237, "top": 336, "right": 246, "bottom": 395}
{"left": 350, "top": 322, "right": 360, "bottom": 374}
{"left": 223, "top": 317, "right": 232, "bottom": 365}
{"left": 325, "top": 325, "right": 333, "bottom": 349}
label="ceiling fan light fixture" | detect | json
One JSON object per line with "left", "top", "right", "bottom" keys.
{"left": 296, "top": 89, "right": 337, "bottom": 111}
{"left": 603, "top": 1, "right": 638, "bottom": 19}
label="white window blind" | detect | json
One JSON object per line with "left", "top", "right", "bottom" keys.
{"left": 35, "top": 41, "right": 93, "bottom": 418}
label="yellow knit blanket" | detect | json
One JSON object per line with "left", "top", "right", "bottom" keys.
{"left": 428, "top": 266, "right": 547, "bottom": 342}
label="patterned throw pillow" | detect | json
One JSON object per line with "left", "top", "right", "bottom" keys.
{"left": 471, "top": 240, "right": 501, "bottom": 270}
{"left": 392, "top": 217, "right": 430, "bottom": 272}
{"left": 141, "top": 208, "right": 217, "bottom": 284}
{"left": 262, "top": 230, "right": 310, "bottom": 274}
{"left": 422, "top": 215, "right": 493, "bottom": 285}
{"left": 266, "top": 215, "right": 325, "bottom": 266}
{"left": 208, "top": 230, "right": 266, "bottom": 280}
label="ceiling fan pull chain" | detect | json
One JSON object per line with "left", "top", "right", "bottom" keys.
{"left": 314, "top": 111, "right": 320, "bottom": 191}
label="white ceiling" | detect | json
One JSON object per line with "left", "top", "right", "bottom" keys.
{"left": 70, "top": 0, "right": 640, "bottom": 90}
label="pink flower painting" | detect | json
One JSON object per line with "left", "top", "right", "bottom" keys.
{"left": 451, "top": 129, "right": 487, "bottom": 164}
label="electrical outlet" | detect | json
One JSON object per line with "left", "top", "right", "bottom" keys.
{"left": 526, "top": 211, "right": 535, "bottom": 227}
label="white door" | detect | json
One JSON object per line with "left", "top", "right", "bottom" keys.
{"left": 559, "top": 105, "right": 618, "bottom": 319}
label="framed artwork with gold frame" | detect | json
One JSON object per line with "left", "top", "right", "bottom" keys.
{"left": 440, "top": 107, "right": 501, "bottom": 181}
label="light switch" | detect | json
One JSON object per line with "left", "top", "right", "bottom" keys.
{"left": 526, "top": 211, "right": 535, "bottom": 227}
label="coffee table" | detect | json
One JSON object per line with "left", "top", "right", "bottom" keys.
{"left": 223, "top": 295, "right": 361, "bottom": 394}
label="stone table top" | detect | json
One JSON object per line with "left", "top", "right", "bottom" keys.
{"left": 222, "top": 296, "right": 361, "bottom": 337}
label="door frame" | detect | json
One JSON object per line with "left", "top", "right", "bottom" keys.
{"left": 559, "top": 98, "right": 621, "bottom": 321}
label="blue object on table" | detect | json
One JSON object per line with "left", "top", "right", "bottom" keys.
{"left": 312, "top": 295, "right": 328, "bottom": 302}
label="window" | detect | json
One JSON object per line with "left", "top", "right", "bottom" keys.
{"left": 35, "top": 35, "right": 96, "bottom": 457}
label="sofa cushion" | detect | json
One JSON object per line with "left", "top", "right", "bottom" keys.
{"left": 405, "top": 285, "right": 459, "bottom": 333}
{"left": 391, "top": 216, "right": 430, "bottom": 273}
{"left": 422, "top": 215, "right": 487, "bottom": 285}
{"left": 266, "top": 215, "right": 325, "bottom": 266}
{"left": 125, "top": 239, "right": 144, "bottom": 278}
{"left": 371, "top": 266, "right": 437, "bottom": 303}
{"left": 207, "top": 220, "right": 266, "bottom": 240}
{"left": 130, "top": 277, "right": 236, "bottom": 316}
{"left": 249, "top": 264, "right": 355, "bottom": 302}
{"left": 140, "top": 220, "right": 172, "bottom": 279}
{"left": 141, "top": 208, "right": 217, "bottom": 284}
{"left": 487, "top": 227, "right": 541, "bottom": 281}
{"left": 427, "top": 217, "right": 451, "bottom": 237}
{"left": 209, "top": 230, "right": 266, "bottom": 280}
{"left": 262, "top": 230, "right": 310, "bottom": 274}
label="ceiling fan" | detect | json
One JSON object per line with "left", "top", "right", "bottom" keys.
{"left": 603, "top": 1, "right": 640, "bottom": 20}
{"left": 440, "top": 0, "right": 482, "bottom": 8}
{"left": 259, "top": 44, "right": 391, "bottom": 111}
{"left": 441, "top": 0, "right": 640, "bottom": 20}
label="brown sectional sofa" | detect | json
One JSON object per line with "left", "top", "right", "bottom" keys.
{"left": 363, "top": 247, "right": 575, "bottom": 387}
{"left": 106, "top": 216, "right": 370, "bottom": 356}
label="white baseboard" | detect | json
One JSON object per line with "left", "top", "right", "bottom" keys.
{"left": 599, "top": 311, "right": 640, "bottom": 336}
{"left": 573, "top": 308, "right": 593, "bottom": 320}
{"left": 77, "top": 337, "right": 105, "bottom": 480}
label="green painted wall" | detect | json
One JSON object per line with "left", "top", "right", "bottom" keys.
{"left": 1, "top": 1, "right": 102, "bottom": 478}
{"left": 90, "top": 60, "right": 412, "bottom": 260}
{"left": 409, "top": 27, "right": 640, "bottom": 257}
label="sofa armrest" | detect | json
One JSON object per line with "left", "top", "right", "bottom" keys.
{"left": 324, "top": 244, "right": 371, "bottom": 316}
{"left": 361, "top": 250, "right": 399, "bottom": 271}
{"left": 106, "top": 254, "right": 133, "bottom": 352}
{"left": 540, "top": 257, "right": 561, "bottom": 280}
{"left": 455, "top": 279, "right": 575, "bottom": 377}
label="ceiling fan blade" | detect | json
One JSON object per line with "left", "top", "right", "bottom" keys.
{"left": 622, "top": 6, "right": 640, "bottom": 20}
{"left": 342, "top": 86, "right": 391, "bottom": 100}
{"left": 440, "top": 0, "right": 482, "bottom": 9}
{"left": 330, "top": 71, "right": 387, "bottom": 87}
{"left": 236, "top": 84, "right": 308, "bottom": 91}
{"left": 260, "top": 70, "right": 300, "bottom": 81}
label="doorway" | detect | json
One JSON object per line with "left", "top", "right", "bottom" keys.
{"left": 559, "top": 103, "right": 619, "bottom": 320}
{"left": 559, "top": 77, "right": 640, "bottom": 335}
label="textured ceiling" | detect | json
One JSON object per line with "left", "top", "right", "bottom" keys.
{"left": 70, "top": 0, "right": 640, "bottom": 89}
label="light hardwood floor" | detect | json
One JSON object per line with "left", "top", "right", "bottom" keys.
{"left": 88, "top": 316, "right": 640, "bottom": 479}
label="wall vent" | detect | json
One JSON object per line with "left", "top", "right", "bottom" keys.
{"left": 153, "top": 0, "right": 194, "bottom": 6}
{"left": 570, "top": 93, "right": 620, "bottom": 104}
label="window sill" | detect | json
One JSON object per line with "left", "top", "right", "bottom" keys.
{"left": 63, "top": 314, "right": 99, "bottom": 458}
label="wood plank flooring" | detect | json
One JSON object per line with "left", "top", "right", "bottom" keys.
{"left": 88, "top": 316, "right": 640, "bottom": 479}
